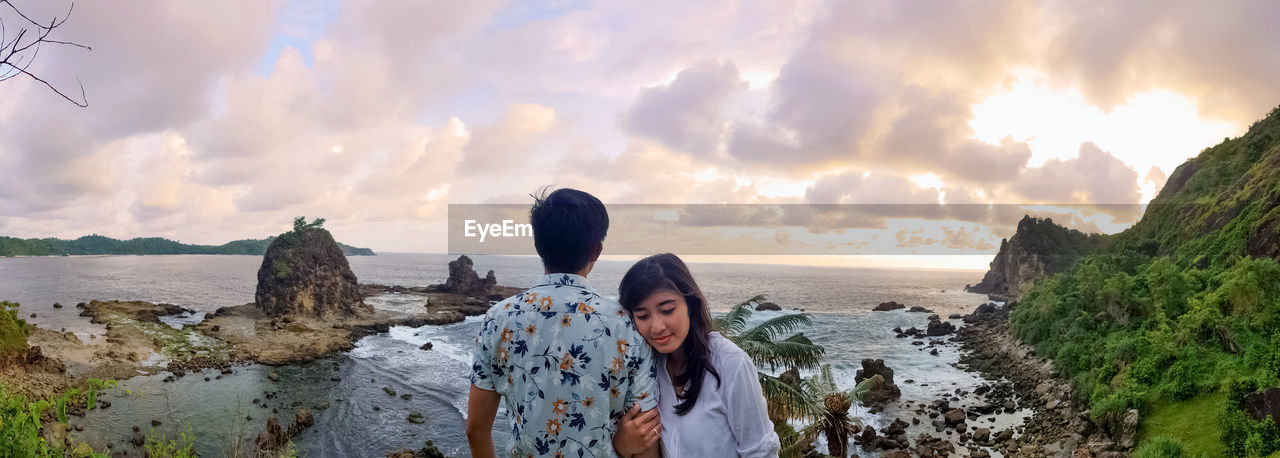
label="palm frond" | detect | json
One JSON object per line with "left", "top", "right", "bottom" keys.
{"left": 714, "top": 294, "right": 765, "bottom": 337}
{"left": 759, "top": 373, "right": 824, "bottom": 421}
{"left": 850, "top": 373, "right": 883, "bottom": 405}
{"left": 809, "top": 363, "right": 839, "bottom": 395}
{"left": 736, "top": 336, "right": 825, "bottom": 372}
{"left": 738, "top": 312, "right": 815, "bottom": 343}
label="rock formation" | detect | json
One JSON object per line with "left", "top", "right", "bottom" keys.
{"left": 925, "top": 314, "right": 956, "bottom": 336}
{"left": 1245, "top": 388, "right": 1280, "bottom": 423}
{"left": 755, "top": 301, "right": 782, "bottom": 311}
{"left": 855, "top": 358, "right": 901, "bottom": 408}
{"left": 873, "top": 301, "right": 905, "bottom": 311}
{"left": 438, "top": 255, "right": 497, "bottom": 296}
{"left": 967, "top": 216, "right": 1098, "bottom": 299}
{"left": 255, "top": 221, "right": 370, "bottom": 318}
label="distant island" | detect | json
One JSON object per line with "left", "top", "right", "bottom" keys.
{"left": 0, "top": 234, "right": 375, "bottom": 257}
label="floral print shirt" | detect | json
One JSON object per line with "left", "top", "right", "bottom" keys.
{"left": 471, "top": 273, "right": 659, "bottom": 458}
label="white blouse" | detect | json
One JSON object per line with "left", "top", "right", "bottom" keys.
{"left": 655, "top": 332, "right": 781, "bottom": 458}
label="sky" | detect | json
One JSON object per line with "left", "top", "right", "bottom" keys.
{"left": 1, "top": 0, "right": 1277, "bottom": 269}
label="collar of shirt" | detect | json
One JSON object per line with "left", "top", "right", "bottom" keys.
{"left": 531, "top": 273, "right": 595, "bottom": 292}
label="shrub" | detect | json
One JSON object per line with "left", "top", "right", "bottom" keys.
{"left": 1220, "top": 406, "right": 1280, "bottom": 457}
{"left": 0, "top": 301, "right": 29, "bottom": 355}
{"left": 144, "top": 424, "right": 196, "bottom": 458}
{"left": 1135, "top": 437, "right": 1186, "bottom": 458}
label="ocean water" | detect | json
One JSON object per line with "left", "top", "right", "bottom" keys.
{"left": 0, "top": 254, "right": 1007, "bottom": 456}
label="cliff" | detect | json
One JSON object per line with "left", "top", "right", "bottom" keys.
{"left": 966, "top": 216, "right": 1100, "bottom": 298}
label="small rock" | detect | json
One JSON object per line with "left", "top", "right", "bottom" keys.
{"left": 419, "top": 342, "right": 433, "bottom": 351}
{"left": 151, "top": 419, "right": 161, "bottom": 427}
{"left": 295, "top": 409, "right": 315, "bottom": 428}
{"left": 53, "top": 302, "right": 63, "bottom": 308}
{"left": 996, "top": 428, "right": 1014, "bottom": 442}
{"left": 973, "top": 427, "right": 990, "bottom": 443}
{"left": 268, "top": 372, "right": 280, "bottom": 382}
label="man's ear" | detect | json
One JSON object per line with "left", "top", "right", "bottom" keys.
{"left": 588, "top": 242, "right": 603, "bottom": 263}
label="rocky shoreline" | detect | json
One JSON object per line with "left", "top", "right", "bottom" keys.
{"left": 840, "top": 299, "right": 1136, "bottom": 458}
{"left": 1, "top": 254, "right": 520, "bottom": 455}
{"left": 951, "top": 302, "right": 1134, "bottom": 458}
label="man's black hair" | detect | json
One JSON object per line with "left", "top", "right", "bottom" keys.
{"left": 529, "top": 187, "right": 609, "bottom": 274}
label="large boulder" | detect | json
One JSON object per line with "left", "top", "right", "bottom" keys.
{"left": 873, "top": 301, "right": 906, "bottom": 311}
{"left": 1244, "top": 388, "right": 1280, "bottom": 423}
{"left": 439, "top": 255, "right": 496, "bottom": 296}
{"left": 963, "top": 302, "right": 1002, "bottom": 324}
{"left": 755, "top": 301, "right": 782, "bottom": 311}
{"left": 855, "top": 359, "right": 901, "bottom": 408}
{"left": 925, "top": 315, "right": 956, "bottom": 336}
{"left": 255, "top": 223, "right": 369, "bottom": 318}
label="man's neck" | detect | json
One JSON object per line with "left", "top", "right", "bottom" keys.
{"left": 544, "top": 264, "right": 593, "bottom": 278}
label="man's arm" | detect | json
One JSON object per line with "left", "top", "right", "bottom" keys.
{"left": 467, "top": 385, "right": 501, "bottom": 458}
{"left": 622, "top": 328, "right": 662, "bottom": 457}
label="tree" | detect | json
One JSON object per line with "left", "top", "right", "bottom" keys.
{"left": 713, "top": 295, "right": 826, "bottom": 455}
{"left": 0, "top": 0, "right": 91, "bottom": 106}
{"left": 292, "top": 216, "right": 325, "bottom": 232}
{"left": 807, "top": 364, "right": 882, "bottom": 457}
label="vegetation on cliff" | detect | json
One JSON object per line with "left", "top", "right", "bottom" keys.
{"left": 0, "top": 301, "right": 28, "bottom": 356}
{"left": 1007, "top": 104, "right": 1280, "bottom": 456}
{"left": 0, "top": 233, "right": 374, "bottom": 257}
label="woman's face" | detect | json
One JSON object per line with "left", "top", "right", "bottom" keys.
{"left": 630, "top": 290, "right": 690, "bottom": 355}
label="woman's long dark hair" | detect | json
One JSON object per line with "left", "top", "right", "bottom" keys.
{"left": 618, "top": 253, "right": 720, "bottom": 416}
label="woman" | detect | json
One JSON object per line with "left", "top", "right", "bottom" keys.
{"left": 612, "top": 253, "right": 780, "bottom": 458}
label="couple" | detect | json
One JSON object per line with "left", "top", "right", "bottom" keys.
{"left": 467, "top": 188, "right": 781, "bottom": 458}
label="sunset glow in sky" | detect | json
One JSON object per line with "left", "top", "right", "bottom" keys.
{"left": 2, "top": 0, "right": 1277, "bottom": 269}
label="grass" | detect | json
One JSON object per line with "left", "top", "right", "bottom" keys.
{"left": 1138, "top": 391, "right": 1227, "bottom": 457}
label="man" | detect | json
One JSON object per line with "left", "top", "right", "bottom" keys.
{"left": 468, "top": 188, "right": 661, "bottom": 458}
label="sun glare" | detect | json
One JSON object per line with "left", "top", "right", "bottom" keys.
{"left": 969, "top": 73, "right": 1240, "bottom": 202}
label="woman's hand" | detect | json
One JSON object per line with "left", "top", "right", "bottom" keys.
{"left": 613, "top": 404, "right": 662, "bottom": 457}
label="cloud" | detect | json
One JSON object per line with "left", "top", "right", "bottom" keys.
{"left": 1143, "top": 165, "right": 1168, "bottom": 190}
{"left": 875, "top": 88, "right": 1032, "bottom": 183}
{"left": 727, "top": 45, "right": 886, "bottom": 165}
{"left": 458, "top": 103, "right": 558, "bottom": 173}
{"left": 620, "top": 60, "right": 747, "bottom": 157}
{"left": 804, "top": 171, "right": 939, "bottom": 204}
{"left": 1012, "top": 142, "right": 1141, "bottom": 204}
{"left": 1042, "top": 0, "right": 1280, "bottom": 122}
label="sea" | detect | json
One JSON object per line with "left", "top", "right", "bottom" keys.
{"left": 0, "top": 253, "right": 1018, "bottom": 457}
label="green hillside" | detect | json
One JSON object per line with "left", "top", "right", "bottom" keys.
{"left": 1009, "top": 104, "right": 1280, "bottom": 456}
{"left": 0, "top": 234, "right": 375, "bottom": 257}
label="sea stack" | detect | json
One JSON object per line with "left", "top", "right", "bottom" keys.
{"left": 255, "top": 218, "right": 370, "bottom": 318}
{"left": 439, "top": 255, "right": 496, "bottom": 296}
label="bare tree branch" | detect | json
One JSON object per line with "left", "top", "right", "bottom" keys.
{"left": 7, "top": 61, "right": 85, "bottom": 107}
{"left": 0, "top": 0, "right": 90, "bottom": 107}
